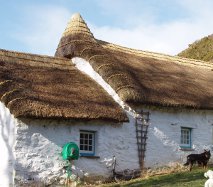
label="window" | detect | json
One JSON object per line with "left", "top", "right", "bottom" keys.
{"left": 80, "top": 131, "right": 95, "bottom": 156}
{"left": 180, "top": 127, "right": 192, "bottom": 148}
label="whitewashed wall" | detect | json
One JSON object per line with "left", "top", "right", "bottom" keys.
{"left": 14, "top": 115, "right": 139, "bottom": 185}
{"left": 0, "top": 102, "right": 16, "bottom": 187}
{"left": 3, "top": 102, "right": 213, "bottom": 185}
{"left": 2, "top": 56, "right": 213, "bottom": 185}
{"left": 71, "top": 57, "right": 213, "bottom": 170}
{"left": 71, "top": 57, "right": 213, "bottom": 172}
{"left": 145, "top": 109, "right": 213, "bottom": 168}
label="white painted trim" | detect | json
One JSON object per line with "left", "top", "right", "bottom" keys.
{"left": 71, "top": 57, "right": 138, "bottom": 118}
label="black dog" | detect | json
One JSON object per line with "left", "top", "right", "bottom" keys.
{"left": 184, "top": 150, "right": 211, "bottom": 171}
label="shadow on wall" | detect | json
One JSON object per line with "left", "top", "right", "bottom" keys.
{"left": 0, "top": 103, "right": 15, "bottom": 187}
{"left": 14, "top": 118, "right": 117, "bottom": 185}
{"left": 14, "top": 118, "right": 85, "bottom": 185}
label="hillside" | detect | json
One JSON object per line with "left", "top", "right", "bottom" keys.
{"left": 101, "top": 168, "right": 206, "bottom": 187}
{"left": 178, "top": 34, "right": 213, "bottom": 63}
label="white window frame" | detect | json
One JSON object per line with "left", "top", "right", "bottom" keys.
{"left": 180, "top": 127, "right": 192, "bottom": 148}
{"left": 79, "top": 131, "right": 95, "bottom": 156}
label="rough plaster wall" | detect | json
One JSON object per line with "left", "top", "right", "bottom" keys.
{"left": 12, "top": 56, "right": 213, "bottom": 184}
{"left": 13, "top": 106, "right": 213, "bottom": 184}
{"left": 71, "top": 57, "right": 213, "bottom": 168}
{"left": 145, "top": 109, "right": 213, "bottom": 168}
{"left": 14, "top": 116, "right": 139, "bottom": 185}
{"left": 0, "top": 102, "right": 16, "bottom": 187}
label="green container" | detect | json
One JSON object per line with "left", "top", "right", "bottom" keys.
{"left": 62, "top": 142, "right": 79, "bottom": 160}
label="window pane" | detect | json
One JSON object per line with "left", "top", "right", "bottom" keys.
{"left": 181, "top": 128, "right": 191, "bottom": 147}
{"left": 80, "top": 131, "right": 95, "bottom": 154}
{"left": 80, "top": 133, "right": 84, "bottom": 139}
{"left": 89, "top": 146, "right": 92, "bottom": 151}
{"left": 85, "top": 139, "right": 88, "bottom": 144}
{"left": 89, "top": 134, "right": 92, "bottom": 139}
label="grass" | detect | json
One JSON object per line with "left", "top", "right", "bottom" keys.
{"left": 100, "top": 167, "right": 209, "bottom": 187}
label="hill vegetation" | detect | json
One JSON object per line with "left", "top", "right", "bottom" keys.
{"left": 178, "top": 34, "right": 213, "bottom": 63}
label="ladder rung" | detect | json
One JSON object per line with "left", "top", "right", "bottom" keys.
{"left": 138, "top": 149, "right": 146, "bottom": 151}
{"left": 137, "top": 143, "right": 147, "bottom": 146}
{"left": 136, "top": 135, "right": 148, "bottom": 138}
{"left": 136, "top": 130, "right": 148, "bottom": 133}
{"left": 138, "top": 145, "right": 146, "bottom": 148}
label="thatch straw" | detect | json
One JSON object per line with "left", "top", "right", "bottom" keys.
{"left": 0, "top": 49, "right": 128, "bottom": 122}
{"left": 55, "top": 13, "right": 213, "bottom": 110}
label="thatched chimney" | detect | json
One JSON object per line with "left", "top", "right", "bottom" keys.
{"left": 55, "top": 13, "right": 96, "bottom": 58}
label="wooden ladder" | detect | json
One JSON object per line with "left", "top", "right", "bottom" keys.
{"left": 135, "top": 110, "right": 150, "bottom": 170}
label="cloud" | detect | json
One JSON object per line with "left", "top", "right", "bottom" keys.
{"left": 90, "top": 0, "right": 213, "bottom": 55}
{"left": 90, "top": 19, "right": 212, "bottom": 55}
{"left": 94, "top": 0, "right": 189, "bottom": 27}
{"left": 13, "top": 5, "right": 71, "bottom": 55}
{"left": 11, "top": 0, "right": 213, "bottom": 56}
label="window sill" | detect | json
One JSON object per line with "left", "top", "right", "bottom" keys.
{"left": 180, "top": 148, "right": 194, "bottom": 151}
{"left": 80, "top": 155, "right": 100, "bottom": 159}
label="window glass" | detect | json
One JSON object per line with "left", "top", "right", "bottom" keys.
{"left": 80, "top": 131, "right": 95, "bottom": 155}
{"left": 180, "top": 127, "right": 191, "bottom": 148}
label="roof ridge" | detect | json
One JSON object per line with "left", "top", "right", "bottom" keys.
{"left": 0, "top": 48, "right": 70, "bottom": 62}
{"left": 97, "top": 40, "right": 213, "bottom": 69}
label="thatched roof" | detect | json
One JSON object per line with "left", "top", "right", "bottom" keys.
{"left": 0, "top": 49, "right": 128, "bottom": 122}
{"left": 55, "top": 13, "right": 213, "bottom": 110}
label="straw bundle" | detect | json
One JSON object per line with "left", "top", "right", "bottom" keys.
{"left": 55, "top": 13, "right": 213, "bottom": 110}
{"left": 0, "top": 49, "right": 128, "bottom": 122}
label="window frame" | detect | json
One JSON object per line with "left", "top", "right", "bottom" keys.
{"left": 79, "top": 130, "right": 96, "bottom": 156}
{"left": 211, "top": 125, "right": 213, "bottom": 145}
{"left": 180, "top": 127, "right": 192, "bottom": 148}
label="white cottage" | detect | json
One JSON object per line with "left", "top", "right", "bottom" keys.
{"left": 0, "top": 13, "right": 213, "bottom": 186}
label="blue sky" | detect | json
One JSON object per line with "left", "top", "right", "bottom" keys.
{"left": 0, "top": 0, "right": 213, "bottom": 55}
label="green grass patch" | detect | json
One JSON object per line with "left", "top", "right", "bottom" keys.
{"left": 101, "top": 168, "right": 209, "bottom": 187}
